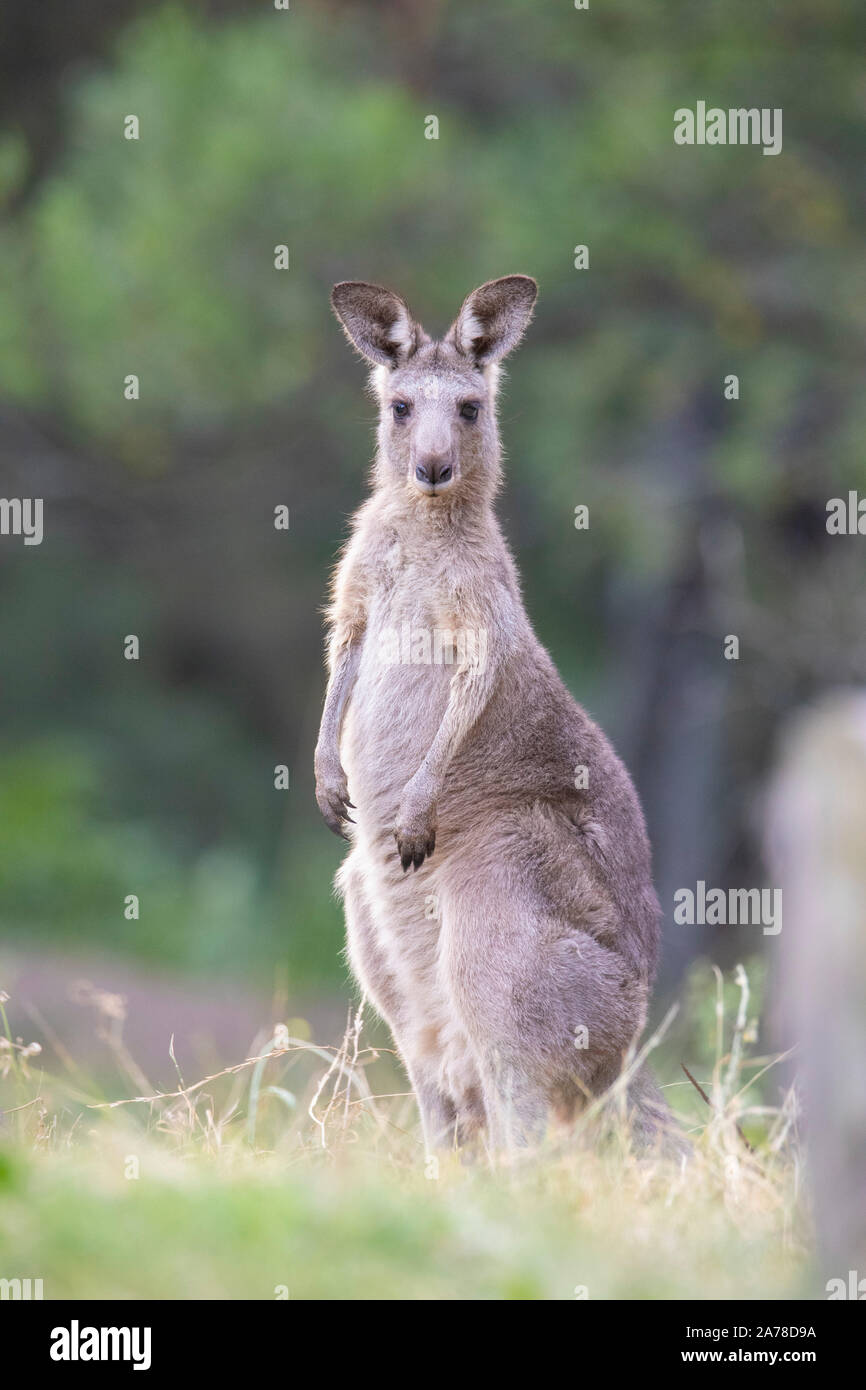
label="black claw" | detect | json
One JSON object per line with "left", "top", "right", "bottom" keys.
{"left": 328, "top": 795, "right": 353, "bottom": 827}
{"left": 412, "top": 849, "right": 424, "bottom": 870}
{"left": 318, "top": 794, "right": 350, "bottom": 840}
{"left": 400, "top": 849, "right": 412, "bottom": 872}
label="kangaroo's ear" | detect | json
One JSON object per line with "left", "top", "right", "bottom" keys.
{"left": 330, "top": 282, "right": 422, "bottom": 368}
{"left": 448, "top": 275, "right": 537, "bottom": 366}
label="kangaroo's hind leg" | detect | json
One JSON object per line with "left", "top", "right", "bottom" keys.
{"left": 441, "top": 849, "right": 651, "bottom": 1152}
{"left": 586, "top": 1058, "right": 690, "bottom": 1157}
{"left": 338, "top": 850, "right": 475, "bottom": 1152}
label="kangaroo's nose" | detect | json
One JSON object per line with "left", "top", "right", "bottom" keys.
{"left": 415, "top": 457, "right": 453, "bottom": 487}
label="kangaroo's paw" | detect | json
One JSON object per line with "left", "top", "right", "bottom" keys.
{"left": 394, "top": 785, "right": 438, "bottom": 871}
{"left": 314, "top": 756, "right": 355, "bottom": 839}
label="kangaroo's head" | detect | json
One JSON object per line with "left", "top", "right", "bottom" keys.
{"left": 331, "top": 275, "right": 537, "bottom": 503}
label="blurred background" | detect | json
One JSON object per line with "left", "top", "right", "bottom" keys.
{"left": 1, "top": 0, "right": 864, "bottom": 1088}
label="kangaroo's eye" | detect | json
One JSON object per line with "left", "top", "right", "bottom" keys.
{"left": 459, "top": 401, "right": 479, "bottom": 422}
{"left": 392, "top": 401, "right": 410, "bottom": 419}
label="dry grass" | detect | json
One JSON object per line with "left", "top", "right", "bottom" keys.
{"left": 0, "top": 965, "right": 813, "bottom": 1300}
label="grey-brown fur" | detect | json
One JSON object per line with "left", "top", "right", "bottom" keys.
{"left": 316, "top": 275, "right": 675, "bottom": 1152}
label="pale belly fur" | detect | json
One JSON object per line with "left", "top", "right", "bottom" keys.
{"left": 338, "top": 585, "right": 475, "bottom": 1079}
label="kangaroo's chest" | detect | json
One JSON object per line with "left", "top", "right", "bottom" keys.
{"left": 373, "top": 534, "right": 456, "bottom": 626}
{"left": 365, "top": 533, "right": 465, "bottom": 665}
{"left": 342, "top": 539, "right": 457, "bottom": 799}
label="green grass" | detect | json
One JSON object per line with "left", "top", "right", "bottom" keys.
{"left": 0, "top": 1143, "right": 807, "bottom": 1301}
{"left": 0, "top": 966, "right": 813, "bottom": 1301}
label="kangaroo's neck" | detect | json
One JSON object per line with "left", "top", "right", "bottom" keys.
{"left": 374, "top": 483, "right": 502, "bottom": 549}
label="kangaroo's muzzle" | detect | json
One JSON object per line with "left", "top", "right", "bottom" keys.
{"left": 413, "top": 455, "right": 455, "bottom": 494}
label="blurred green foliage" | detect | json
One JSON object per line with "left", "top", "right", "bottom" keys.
{"left": 3, "top": 3, "right": 863, "bottom": 495}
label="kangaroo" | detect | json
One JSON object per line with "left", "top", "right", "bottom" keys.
{"left": 315, "top": 275, "right": 674, "bottom": 1153}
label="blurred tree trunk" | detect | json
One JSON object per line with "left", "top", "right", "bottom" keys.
{"left": 767, "top": 691, "right": 866, "bottom": 1287}
{"left": 617, "top": 399, "right": 740, "bottom": 994}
